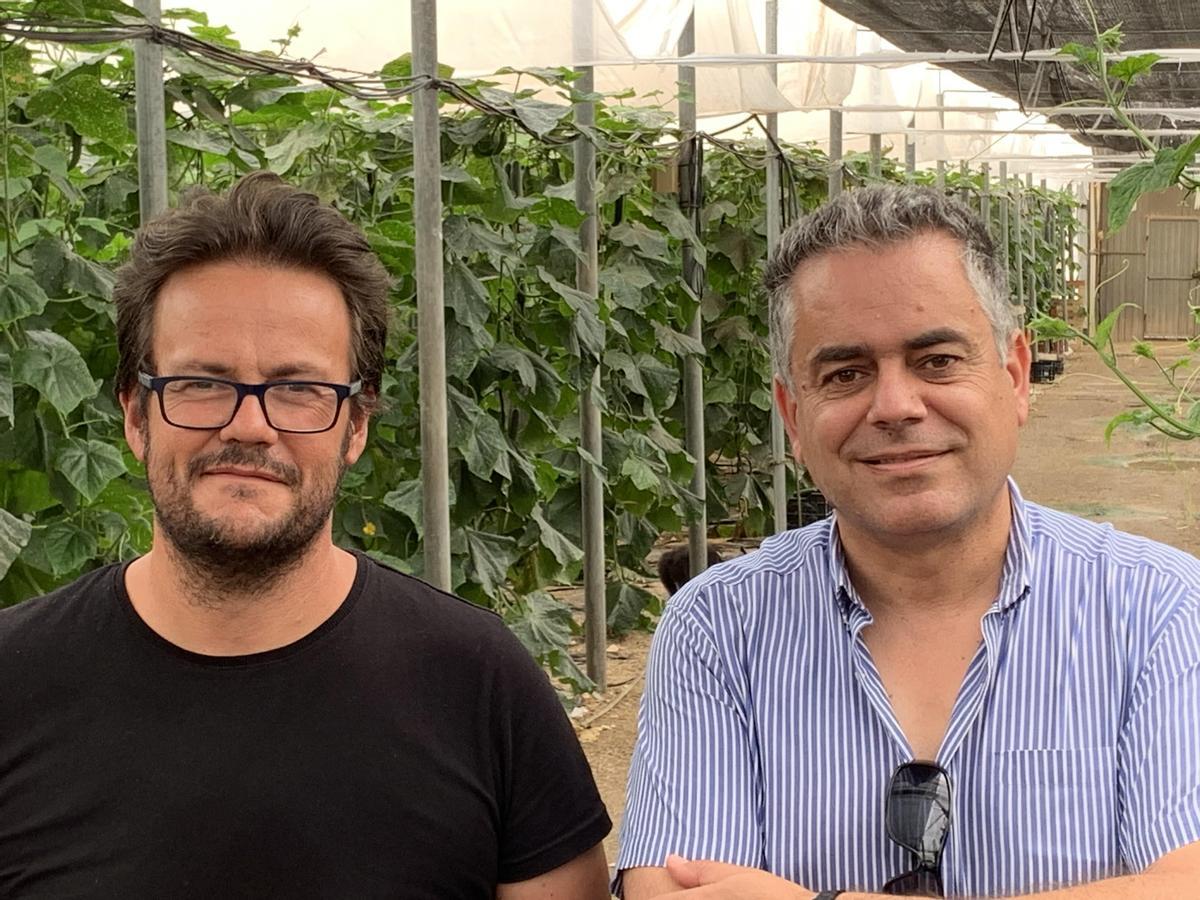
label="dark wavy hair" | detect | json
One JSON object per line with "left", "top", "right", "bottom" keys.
{"left": 114, "top": 171, "right": 390, "bottom": 414}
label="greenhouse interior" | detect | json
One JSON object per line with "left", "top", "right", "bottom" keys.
{"left": 1, "top": 0, "right": 1199, "bottom": 891}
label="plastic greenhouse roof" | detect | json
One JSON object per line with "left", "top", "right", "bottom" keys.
{"left": 820, "top": 0, "right": 1200, "bottom": 151}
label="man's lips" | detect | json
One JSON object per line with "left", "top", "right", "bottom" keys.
{"left": 202, "top": 467, "right": 287, "bottom": 484}
{"left": 857, "top": 449, "right": 950, "bottom": 468}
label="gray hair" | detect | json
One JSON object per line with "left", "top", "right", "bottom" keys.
{"left": 765, "top": 184, "right": 1017, "bottom": 390}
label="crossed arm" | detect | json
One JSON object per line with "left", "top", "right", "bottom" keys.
{"left": 621, "top": 840, "right": 1200, "bottom": 899}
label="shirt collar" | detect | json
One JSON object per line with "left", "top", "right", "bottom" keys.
{"left": 826, "top": 476, "right": 1033, "bottom": 626}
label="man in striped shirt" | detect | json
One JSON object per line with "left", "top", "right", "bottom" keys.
{"left": 617, "top": 185, "right": 1200, "bottom": 898}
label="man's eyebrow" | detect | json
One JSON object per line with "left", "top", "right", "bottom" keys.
{"left": 905, "top": 328, "right": 972, "bottom": 351}
{"left": 163, "top": 361, "right": 328, "bottom": 380}
{"left": 808, "top": 344, "right": 871, "bottom": 368}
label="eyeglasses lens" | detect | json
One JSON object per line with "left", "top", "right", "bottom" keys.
{"left": 161, "top": 379, "right": 340, "bottom": 432}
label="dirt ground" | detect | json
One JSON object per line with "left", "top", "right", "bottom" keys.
{"left": 565, "top": 341, "right": 1200, "bottom": 868}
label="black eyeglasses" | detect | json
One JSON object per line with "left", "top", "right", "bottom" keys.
{"left": 138, "top": 372, "right": 361, "bottom": 434}
{"left": 882, "top": 761, "right": 951, "bottom": 897}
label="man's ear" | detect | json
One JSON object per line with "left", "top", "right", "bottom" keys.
{"left": 1005, "top": 329, "right": 1033, "bottom": 426}
{"left": 773, "top": 375, "right": 805, "bottom": 468}
{"left": 119, "top": 388, "right": 148, "bottom": 464}
{"left": 342, "top": 398, "right": 371, "bottom": 466}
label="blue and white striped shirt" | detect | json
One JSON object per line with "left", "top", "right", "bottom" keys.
{"left": 617, "top": 480, "right": 1200, "bottom": 897}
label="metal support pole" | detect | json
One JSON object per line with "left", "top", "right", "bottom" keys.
{"left": 1027, "top": 174, "right": 1037, "bottom": 323}
{"left": 574, "top": 58, "right": 606, "bottom": 689}
{"left": 999, "top": 162, "right": 1010, "bottom": 283}
{"left": 133, "top": 0, "right": 167, "bottom": 221}
{"left": 904, "top": 137, "right": 916, "bottom": 177}
{"left": 1014, "top": 173, "right": 1025, "bottom": 316}
{"left": 980, "top": 162, "right": 991, "bottom": 236}
{"left": 936, "top": 160, "right": 945, "bottom": 189}
{"left": 828, "top": 110, "right": 843, "bottom": 198}
{"left": 869, "top": 134, "right": 882, "bottom": 178}
{"left": 765, "top": 0, "right": 786, "bottom": 535}
{"left": 959, "top": 160, "right": 971, "bottom": 207}
{"left": 412, "top": 0, "right": 452, "bottom": 590}
{"left": 678, "top": 14, "right": 707, "bottom": 579}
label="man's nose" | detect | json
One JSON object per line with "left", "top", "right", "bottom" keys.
{"left": 219, "top": 393, "right": 279, "bottom": 444}
{"left": 865, "top": 365, "right": 927, "bottom": 427}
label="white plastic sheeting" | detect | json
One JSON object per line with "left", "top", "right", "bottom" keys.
{"left": 189, "top": 0, "right": 1089, "bottom": 181}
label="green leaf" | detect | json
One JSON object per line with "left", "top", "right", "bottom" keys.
{"left": 1132, "top": 341, "right": 1156, "bottom": 360}
{"left": 504, "top": 589, "right": 576, "bottom": 661}
{"left": 530, "top": 505, "right": 583, "bottom": 568}
{"left": 1058, "top": 41, "right": 1098, "bottom": 70}
{"left": 12, "top": 330, "right": 98, "bottom": 415}
{"left": 444, "top": 259, "right": 492, "bottom": 328}
{"left": 26, "top": 73, "right": 132, "bottom": 148}
{"left": 607, "top": 581, "right": 660, "bottom": 635}
{"left": 487, "top": 345, "right": 537, "bottom": 391}
{"left": 621, "top": 455, "right": 658, "bottom": 491}
{"left": 1108, "top": 52, "right": 1162, "bottom": 83}
{"left": 54, "top": 438, "right": 128, "bottom": 503}
{"left": 1107, "top": 150, "right": 1180, "bottom": 232}
{"left": 166, "top": 127, "right": 233, "bottom": 155}
{"left": 653, "top": 321, "right": 706, "bottom": 357}
{"left": 380, "top": 52, "right": 454, "bottom": 85}
{"left": 264, "top": 122, "right": 329, "bottom": 176}
{"left": 0, "top": 272, "right": 49, "bottom": 326}
{"left": 510, "top": 95, "right": 570, "bottom": 138}
{"left": 465, "top": 529, "right": 520, "bottom": 597}
{"left": 537, "top": 267, "right": 604, "bottom": 358}
{"left": 460, "top": 411, "right": 510, "bottom": 481}
{"left": 610, "top": 222, "right": 670, "bottom": 261}
{"left": 24, "top": 520, "right": 97, "bottom": 577}
{"left": 1029, "top": 314, "right": 1074, "bottom": 341}
{"left": 381, "top": 479, "right": 427, "bottom": 535}
{"left": 1094, "top": 303, "right": 1139, "bottom": 354}
{"left": 0, "top": 508, "right": 33, "bottom": 581}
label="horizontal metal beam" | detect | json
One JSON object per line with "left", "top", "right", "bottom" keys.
{"left": 581, "top": 47, "right": 1200, "bottom": 67}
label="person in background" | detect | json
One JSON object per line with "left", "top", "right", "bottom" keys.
{"left": 616, "top": 185, "right": 1200, "bottom": 899}
{"left": 0, "top": 172, "right": 611, "bottom": 899}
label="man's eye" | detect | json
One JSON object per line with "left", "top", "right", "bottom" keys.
{"left": 826, "top": 368, "right": 861, "bottom": 385}
{"left": 924, "top": 355, "right": 958, "bottom": 370}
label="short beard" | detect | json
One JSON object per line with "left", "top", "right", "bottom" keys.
{"left": 143, "top": 425, "right": 349, "bottom": 604}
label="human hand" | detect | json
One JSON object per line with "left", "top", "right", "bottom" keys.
{"left": 655, "top": 854, "right": 815, "bottom": 898}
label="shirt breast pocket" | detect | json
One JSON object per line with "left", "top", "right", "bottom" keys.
{"left": 989, "top": 746, "right": 1121, "bottom": 891}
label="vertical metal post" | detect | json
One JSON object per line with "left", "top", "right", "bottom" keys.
{"left": 869, "top": 133, "right": 882, "bottom": 178}
{"left": 1014, "top": 172, "right": 1025, "bottom": 316}
{"left": 411, "top": 0, "right": 452, "bottom": 590}
{"left": 936, "top": 160, "right": 945, "bottom": 189}
{"left": 935, "top": 91, "right": 946, "bottom": 190}
{"left": 678, "top": 14, "right": 707, "bottom": 578}
{"left": 1086, "top": 181, "right": 1098, "bottom": 334}
{"left": 574, "top": 4, "right": 606, "bottom": 689}
{"left": 765, "top": 0, "right": 786, "bottom": 535}
{"left": 1027, "top": 173, "right": 1037, "bottom": 320}
{"left": 980, "top": 162, "right": 991, "bottom": 236}
{"left": 999, "top": 161, "right": 1010, "bottom": 283}
{"left": 828, "top": 110, "right": 843, "bottom": 198}
{"left": 133, "top": 0, "right": 167, "bottom": 221}
{"left": 959, "top": 160, "right": 971, "bottom": 207}
{"left": 904, "top": 137, "right": 916, "bottom": 177}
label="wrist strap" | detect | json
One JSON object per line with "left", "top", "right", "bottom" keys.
{"left": 813, "top": 893, "right": 843, "bottom": 900}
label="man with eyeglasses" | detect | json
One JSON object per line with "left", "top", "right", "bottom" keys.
{"left": 616, "top": 185, "right": 1200, "bottom": 898}
{"left": 0, "top": 172, "right": 611, "bottom": 898}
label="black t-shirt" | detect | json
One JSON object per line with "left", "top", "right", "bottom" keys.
{"left": 0, "top": 553, "right": 610, "bottom": 898}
